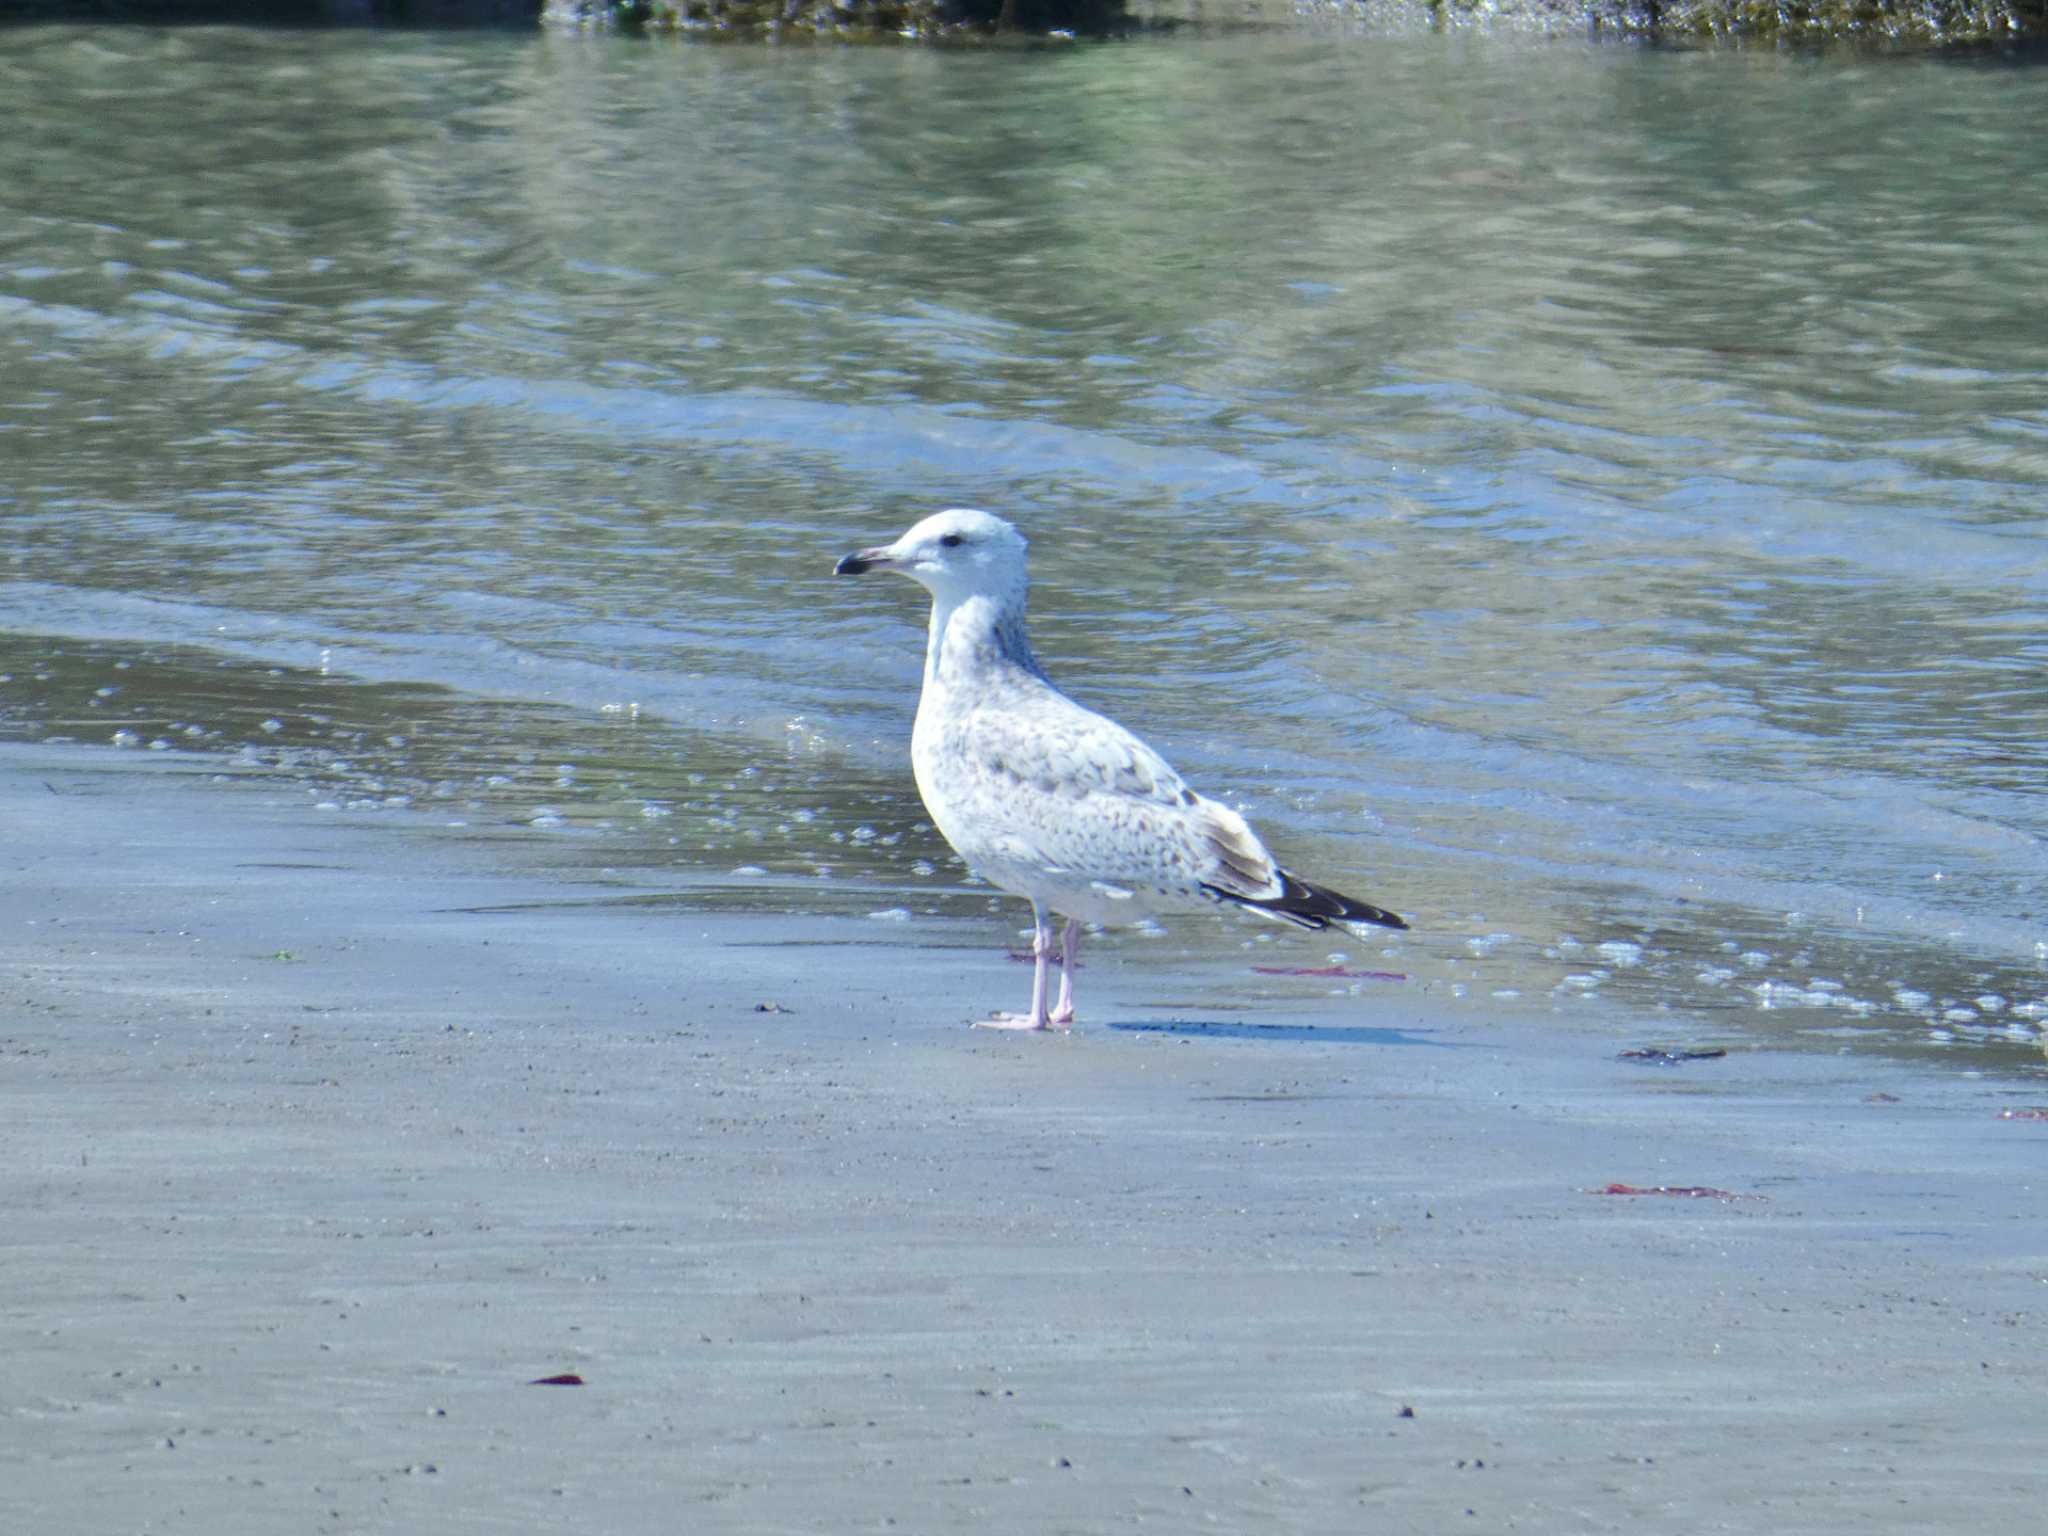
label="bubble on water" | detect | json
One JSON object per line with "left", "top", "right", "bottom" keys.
{"left": 1892, "top": 988, "right": 1932, "bottom": 1010}
{"left": 1974, "top": 994, "right": 2006, "bottom": 1014}
{"left": 729, "top": 864, "right": 767, "bottom": 877}
{"left": 868, "top": 907, "right": 912, "bottom": 922}
{"left": 110, "top": 729, "right": 139, "bottom": 748}
{"left": 1739, "top": 950, "right": 1770, "bottom": 969}
{"left": 259, "top": 719, "right": 283, "bottom": 734}
{"left": 1465, "top": 933, "right": 1514, "bottom": 958}
{"left": 528, "top": 807, "right": 565, "bottom": 828}
{"left": 1596, "top": 940, "right": 1643, "bottom": 968}
{"left": 1753, "top": 979, "right": 1873, "bottom": 1011}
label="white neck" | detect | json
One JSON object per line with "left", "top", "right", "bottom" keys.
{"left": 921, "top": 588, "right": 1039, "bottom": 695}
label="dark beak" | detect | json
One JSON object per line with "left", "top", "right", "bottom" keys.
{"left": 835, "top": 546, "right": 892, "bottom": 576}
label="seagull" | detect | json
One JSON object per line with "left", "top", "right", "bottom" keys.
{"left": 835, "top": 508, "right": 1408, "bottom": 1031}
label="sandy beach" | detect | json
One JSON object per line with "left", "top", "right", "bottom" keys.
{"left": 3, "top": 738, "right": 2042, "bottom": 1534}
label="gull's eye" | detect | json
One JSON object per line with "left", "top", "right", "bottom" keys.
{"left": 939, "top": 533, "right": 964, "bottom": 548}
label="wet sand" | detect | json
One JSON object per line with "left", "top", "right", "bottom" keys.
{"left": 3, "top": 740, "right": 2042, "bottom": 1534}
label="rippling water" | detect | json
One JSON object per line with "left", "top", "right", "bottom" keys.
{"left": 3, "top": 23, "right": 2044, "bottom": 1066}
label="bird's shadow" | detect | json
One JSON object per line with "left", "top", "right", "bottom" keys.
{"left": 1103, "top": 1019, "right": 1457, "bottom": 1048}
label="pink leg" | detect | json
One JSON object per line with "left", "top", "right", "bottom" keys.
{"left": 975, "top": 905, "right": 1065, "bottom": 1031}
{"left": 1048, "top": 917, "right": 1081, "bottom": 1025}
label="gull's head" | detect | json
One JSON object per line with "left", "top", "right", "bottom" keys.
{"left": 834, "top": 508, "right": 1028, "bottom": 605}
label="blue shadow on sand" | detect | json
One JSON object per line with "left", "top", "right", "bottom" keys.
{"left": 1104, "top": 1020, "right": 1457, "bottom": 1048}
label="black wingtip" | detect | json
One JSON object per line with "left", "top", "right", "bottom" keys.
{"left": 1202, "top": 873, "right": 1410, "bottom": 932}
{"left": 1280, "top": 871, "right": 1410, "bottom": 932}
{"left": 1316, "top": 896, "right": 1410, "bottom": 932}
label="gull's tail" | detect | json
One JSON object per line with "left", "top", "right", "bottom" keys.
{"left": 1204, "top": 870, "right": 1409, "bottom": 932}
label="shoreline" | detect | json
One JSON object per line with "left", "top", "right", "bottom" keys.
{"left": 4, "top": 738, "right": 2043, "bottom": 1532}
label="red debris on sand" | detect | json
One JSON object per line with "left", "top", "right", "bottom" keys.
{"left": 528, "top": 1373, "right": 586, "bottom": 1387}
{"left": 1251, "top": 965, "right": 1408, "bottom": 981}
{"left": 1996, "top": 1107, "right": 2048, "bottom": 1121}
{"left": 1593, "top": 1183, "right": 1761, "bottom": 1201}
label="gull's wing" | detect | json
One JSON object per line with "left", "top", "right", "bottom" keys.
{"left": 927, "top": 684, "right": 1290, "bottom": 901}
{"left": 921, "top": 681, "right": 1409, "bottom": 933}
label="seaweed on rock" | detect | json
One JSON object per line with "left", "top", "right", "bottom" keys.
{"left": 543, "top": 0, "right": 1130, "bottom": 35}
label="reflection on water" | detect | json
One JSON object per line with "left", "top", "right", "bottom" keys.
{"left": 2, "top": 24, "right": 2044, "bottom": 1073}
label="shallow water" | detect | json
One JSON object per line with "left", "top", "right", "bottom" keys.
{"left": 3, "top": 23, "right": 2044, "bottom": 1068}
